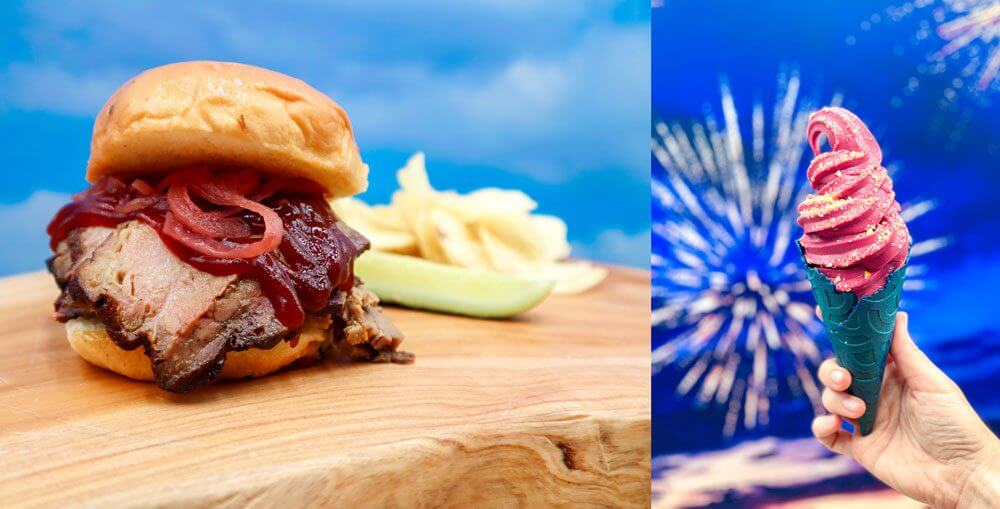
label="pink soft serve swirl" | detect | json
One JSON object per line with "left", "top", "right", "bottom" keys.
{"left": 797, "top": 107, "right": 910, "bottom": 298}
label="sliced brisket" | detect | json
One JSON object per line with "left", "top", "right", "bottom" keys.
{"left": 49, "top": 227, "right": 113, "bottom": 321}
{"left": 329, "top": 286, "right": 414, "bottom": 364}
{"left": 68, "top": 221, "right": 237, "bottom": 350}
{"left": 152, "top": 278, "right": 289, "bottom": 392}
{"left": 51, "top": 222, "right": 409, "bottom": 392}
{"left": 48, "top": 226, "right": 113, "bottom": 288}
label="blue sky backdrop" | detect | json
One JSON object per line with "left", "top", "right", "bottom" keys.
{"left": 0, "top": 1, "right": 650, "bottom": 275}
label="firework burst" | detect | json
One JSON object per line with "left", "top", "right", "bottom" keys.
{"left": 651, "top": 72, "right": 948, "bottom": 437}
{"left": 875, "top": 0, "right": 1000, "bottom": 98}
{"left": 929, "top": 0, "right": 1000, "bottom": 90}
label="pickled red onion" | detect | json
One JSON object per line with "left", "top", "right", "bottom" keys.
{"left": 115, "top": 196, "right": 160, "bottom": 214}
{"left": 131, "top": 179, "right": 156, "bottom": 195}
{"left": 189, "top": 181, "right": 283, "bottom": 256}
{"left": 151, "top": 168, "right": 284, "bottom": 258}
{"left": 166, "top": 184, "right": 252, "bottom": 239}
{"left": 162, "top": 213, "right": 277, "bottom": 259}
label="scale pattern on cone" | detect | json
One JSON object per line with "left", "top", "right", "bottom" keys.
{"left": 801, "top": 249, "right": 907, "bottom": 435}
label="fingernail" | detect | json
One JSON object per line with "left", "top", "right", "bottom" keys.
{"left": 843, "top": 398, "right": 860, "bottom": 413}
{"left": 831, "top": 369, "right": 846, "bottom": 385}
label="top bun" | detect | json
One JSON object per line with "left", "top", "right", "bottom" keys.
{"left": 88, "top": 61, "right": 367, "bottom": 198}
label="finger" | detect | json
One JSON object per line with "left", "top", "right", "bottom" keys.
{"left": 818, "top": 358, "right": 851, "bottom": 391}
{"left": 815, "top": 306, "right": 823, "bottom": 320}
{"left": 889, "top": 312, "right": 955, "bottom": 391}
{"left": 812, "top": 415, "right": 853, "bottom": 456}
{"left": 822, "top": 387, "right": 866, "bottom": 419}
{"left": 888, "top": 312, "right": 930, "bottom": 376}
{"left": 812, "top": 414, "right": 840, "bottom": 437}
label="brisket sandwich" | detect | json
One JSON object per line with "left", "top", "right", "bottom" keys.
{"left": 46, "top": 61, "right": 411, "bottom": 393}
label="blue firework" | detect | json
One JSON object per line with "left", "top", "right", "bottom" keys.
{"left": 896, "top": 0, "right": 1000, "bottom": 91}
{"left": 651, "top": 72, "right": 946, "bottom": 437}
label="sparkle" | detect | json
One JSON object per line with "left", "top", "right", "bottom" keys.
{"left": 877, "top": 0, "right": 999, "bottom": 103}
{"left": 930, "top": 0, "right": 1000, "bottom": 90}
{"left": 651, "top": 72, "right": 948, "bottom": 437}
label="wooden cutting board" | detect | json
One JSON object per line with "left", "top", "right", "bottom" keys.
{"left": 0, "top": 267, "right": 650, "bottom": 508}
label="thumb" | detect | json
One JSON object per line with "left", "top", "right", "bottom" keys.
{"left": 888, "top": 312, "right": 932, "bottom": 379}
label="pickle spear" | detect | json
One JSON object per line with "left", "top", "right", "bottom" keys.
{"left": 355, "top": 251, "right": 553, "bottom": 318}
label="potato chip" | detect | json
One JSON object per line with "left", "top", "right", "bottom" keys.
{"left": 397, "top": 152, "right": 433, "bottom": 193}
{"left": 428, "top": 208, "right": 491, "bottom": 269}
{"left": 533, "top": 261, "right": 609, "bottom": 295}
{"left": 475, "top": 214, "right": 552, "bottom": 262}
{"left": 367, "top": 230, "right": 418, "bottom": 253}
{"left": 531, "top": 215, "right": 571, "bottom": 260}
{"left": 367, "top": 204, "right": 411, "bottom": 232}
{"left": 329, "top": 196, "right": 367, "bottom": 220}
{"left": 390, "top": 190, "right": 431, "bottom": 235}
{"left": 330, "top": 198, "right": 416, "bottom": 252}
{"left": 330, "top": 151, "right": 608, "bottom": 296}
{"left": 413, "top": 209, "right": 448, "bottom": 263}
{"left": 437, "top": 188, "right": 537, "bottom": 221}
{"left": 476, "top": 224, "right": 534, "bottom": 273}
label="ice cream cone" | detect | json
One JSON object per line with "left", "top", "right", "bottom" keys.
{"left": 800, "top": 245, "right": 907, "bottom": 435}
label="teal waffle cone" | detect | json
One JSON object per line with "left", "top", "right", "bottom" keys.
{"left": 799, "top": 245, "right": 908, "bottom": 435}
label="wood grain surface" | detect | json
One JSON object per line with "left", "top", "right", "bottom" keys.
{"left": 0, "top": 267, "right": 650, "bottom": 508}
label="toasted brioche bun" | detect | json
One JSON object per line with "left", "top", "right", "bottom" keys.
{"left": 88, "top": 61, "right": 367, "bottom": 198}
{"left": 65, "top": 317, "right": 328, "bottom": 383}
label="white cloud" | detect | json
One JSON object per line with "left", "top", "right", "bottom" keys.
{"left": 573, "top": 228, "right": 649, "bottom": 268}
{"left": 0, "top": 191, "right": 71, "bottom": 276}
{"left": 342, "top": 26, "right": 649, "bottom": 181}
{"left": 0, "top": 1, "right": 649, "bottom": 182}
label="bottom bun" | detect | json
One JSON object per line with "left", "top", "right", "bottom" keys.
{"left": 65, "top": 318, "right": 328, "bottom": 382}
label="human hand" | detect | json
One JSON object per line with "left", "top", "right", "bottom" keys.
{"left": 812, "top": 311, "right": 1000, "bottom": 508}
